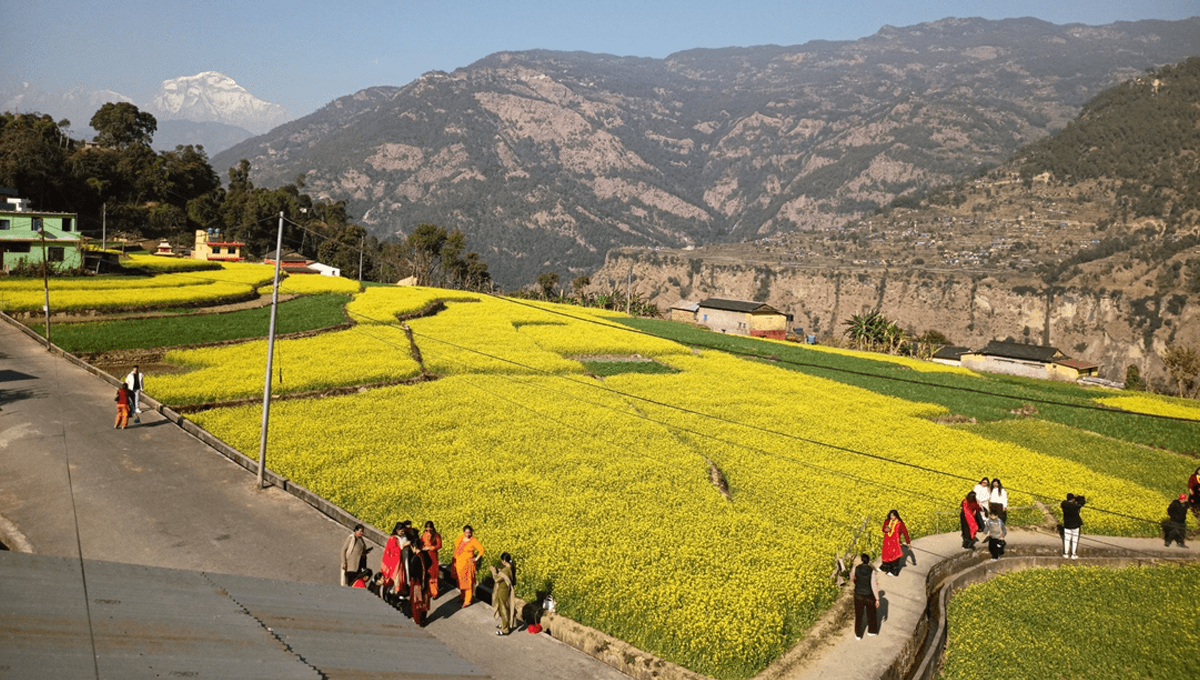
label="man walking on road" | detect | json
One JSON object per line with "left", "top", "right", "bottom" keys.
{"left": 125, "top": 365, "right": 145, "bottom": 423}
{"left": 341, "top": 524, "right": 369, "bottom": 586}
{"left": 851, "top": 553, "right": 880, "bottom": 639}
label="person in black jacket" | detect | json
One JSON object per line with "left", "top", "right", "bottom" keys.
{"left": 850, "top": 553, "right": 880, "bottom": 639}
{"left": 1061, "top": 493, "right": 1086, "bottom": 559}
{"left": 1164, "top": 493, "right": 1190, "bottom": 548}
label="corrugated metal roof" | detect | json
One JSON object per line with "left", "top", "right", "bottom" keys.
{"left": 697, "top": 298, "right": 780, "bottom": 314}
{"left": 0, "top": 551, "right": 489, "bottom": 679}
{"left": 932, "top": 345, "right": 971, "bottom": 360}
{"left": 974, "top": 340, "right": 1064, "bottom": 362}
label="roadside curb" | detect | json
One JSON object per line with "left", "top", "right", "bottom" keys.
{"left": 908, "top": 536, "right": 1200, "bottom": 680}
{"left": 0, "top": 513, "right": 34, "bottom": 553}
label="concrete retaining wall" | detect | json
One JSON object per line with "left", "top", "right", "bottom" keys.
{"left": 908, "top": 541, "right": 1197, "bottom": 680}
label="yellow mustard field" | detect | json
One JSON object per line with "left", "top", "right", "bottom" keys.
{"left": 183, "top": 287, "right": 1170, "bottom": 678}
{"left": 788, "top": 341, "right": 977, "bottom": 375}
{"left": 276, "top": 274, "right": 363, "bottom": 295}
{"left": 1095, "top": 394, "right": 1200, "bottom": 421}
{"left": 0, "top": 262, "right": 276, "bottom": 311}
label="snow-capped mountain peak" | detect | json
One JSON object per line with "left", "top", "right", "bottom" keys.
{"left": 148, "top": 71, "right": 289, "bottom": 134}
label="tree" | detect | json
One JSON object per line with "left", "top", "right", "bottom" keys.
{"left": 1161, "top": 345, "right": 1200, "bottom": 398}
{"left": 571, "top": 275, "right": 591, "bottom": 302}
{"left": 90, "top": 103, "right": 156, "bottom": 149}
{"left": 404, "top": 223, "right": 450, "bottom": 286}
{"left": 537, "top": 271, "right": 560, "bottom": 299}
{"left": 1123, "top": 364, "right": 1144, "bottom": 391}
{"left": 842, "top": 310, "right": 907, "bottom": 354}
{"left": 0, "top": 112, "right": 79, "bottom": 210}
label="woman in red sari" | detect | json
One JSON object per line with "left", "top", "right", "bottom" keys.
{"left": 420, "top": 521, "right": 443, "bottom": 599}
{"left": 960, "top": 491, "right": 983, "bottom": 549}
{"left": 379, "top": 522, "right": 404, "bottom": 603}
{"left": 404, "top": 528, "right": 432, "bottom": 626}
{"left": 879, "top": 509, "right": 911, "bottom": 576}
{"left": 453, "top": 525, "right": 485, "bottom": 607}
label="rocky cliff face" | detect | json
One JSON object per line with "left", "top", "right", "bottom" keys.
{"left": 592, "top": 248, "right": 1197, "bottom": 386}
{"left": 211, "top": 17, "right": 1200, "bottom": 287}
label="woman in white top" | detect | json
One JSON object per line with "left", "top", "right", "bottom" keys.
{"left": 989, "top": 478, "right": 1009, "bottom": 523}
{"left": 972, "top": 477, "right": 991, "bottom": 516}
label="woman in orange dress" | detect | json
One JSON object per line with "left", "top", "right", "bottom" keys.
{"left": 452, "top": 525, "right": 484, "bottom": 606}
{"left": 420, "top": 521, "right": 443, "bottom": 599}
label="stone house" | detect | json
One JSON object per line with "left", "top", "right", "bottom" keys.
{"left": 959, "top": 340, "right": 1099, "bottom": 382}
{"left": 696, "top": 298, "right": 788, "bottom": 340}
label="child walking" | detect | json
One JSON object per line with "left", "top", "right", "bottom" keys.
{"left": 114, "top": 383, "right": 132, "bottom": 429}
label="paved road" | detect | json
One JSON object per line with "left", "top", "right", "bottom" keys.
{"left": 0, "top": 320, "right": 626, "bottom": 680}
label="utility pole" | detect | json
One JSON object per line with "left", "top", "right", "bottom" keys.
{"left": 40, "top": 222, "right": 51, "bottom": 350}
{"left": 258, "top": 212, "right": 285, "bottom": 489}
{"left": 626, "top": 262, "right": 633, "bottom": 316}
{"left": 96, "top": 202, "right": 106, "bottom": 274}
{"left": 358, "top": 234, "right": 364, "bottom": 285}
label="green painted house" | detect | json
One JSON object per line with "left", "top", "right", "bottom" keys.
{"left": 0, "top": 206, "right": 83, "bottom": 272}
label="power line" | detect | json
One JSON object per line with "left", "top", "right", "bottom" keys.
{"left": 342, "top": 306, "right": 1160, "bottom": 527}
{"left": 486, "top": 294, "right": 1200, "bottom": 424}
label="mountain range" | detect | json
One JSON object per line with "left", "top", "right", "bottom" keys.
{"left": 211, "top": 16, "right": 1200, "bottom": 287}
{"left": 590, "top": 56, "right": 1200, "bottom": 388}
{"left": 1, "top": 71, "right": 288, "bottom": 153}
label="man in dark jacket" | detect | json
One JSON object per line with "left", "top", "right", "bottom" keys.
{"left": 1061, "top": 493, "right": 1085, "bottom": 559}
{"left": 850, "top": 553, "right": 880, "bottom": 639}
{"left": 1164, "top": 493, "right": 1190, "bottom": 548}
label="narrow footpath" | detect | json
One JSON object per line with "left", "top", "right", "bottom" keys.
{"left": 0, "top": 320, "right": 626, "bottom": 680}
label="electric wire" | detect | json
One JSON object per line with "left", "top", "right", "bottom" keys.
{"left": 340, "top": 306, "right": 1154, "bottom": 529}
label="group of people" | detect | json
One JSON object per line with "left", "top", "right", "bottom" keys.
{"left": 960, "top": 476, "right": 1011, "bottom": 559}
{"left": 856, "top": 470, "right": 1196, "bottom": 642}
{"left": 340, "top": 521, "right": 519, "bottom": 635}
{"left": 113, "top": 366, "right": 144, "bottom": 429}
{"left": 1162, "top": 466, "right": 1199, "bottom": 548}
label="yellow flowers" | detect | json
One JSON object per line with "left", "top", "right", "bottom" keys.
{"left": 1095, "top": 394, "right": 1200, "bottom": 421}
{"left": 23, "top": 275, "right": 1184, "bottom": 678}
{"left": 789, "top": 341, "right": 977, "bottom": 375}
{"left": 183, "top": 287, "right": 1172, "bottom": 678}
{"left": 0, "top": 261, "right": 276, "bottom": 311}
{"left": 276, "top": 274, "right": 362, "bottom": 295}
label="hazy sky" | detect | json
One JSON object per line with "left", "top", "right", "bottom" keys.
{"left": 4, "top": 1, "right": 1196, "bottom": 117}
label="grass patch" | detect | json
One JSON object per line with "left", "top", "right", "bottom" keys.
{"left": 614, "top": 318, "right": 1200, "bottom": 456}
{"left": 941, "top": 564, "right": 1200, "bottom": 679}
{"left": 39, "top": 294, "right": 351, "bottom": 352}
